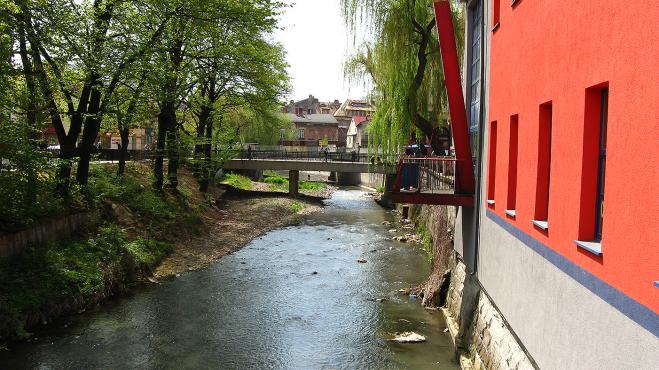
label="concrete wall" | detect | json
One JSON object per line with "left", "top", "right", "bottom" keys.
{"left": 477, "top": 214, "right": 659, "bottom": 369}
{"left": 359, "top": 172, "right": 385, "bottom": 190}
{"left": 444, "top": 257, "right": 535, "bottom": 370}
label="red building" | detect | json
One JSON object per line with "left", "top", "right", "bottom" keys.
{"left": 391, "top": 1, "right": 659, "bottom": 369}
{"left": 445, "top": 1, "right": 659, "bottom": 368}
{"left": 280, "top": 113, "right": 341, "bottom": 148}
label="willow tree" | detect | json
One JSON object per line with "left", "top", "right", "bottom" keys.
{"left": 342, "top": 0, "right": 464, "bottom": 155}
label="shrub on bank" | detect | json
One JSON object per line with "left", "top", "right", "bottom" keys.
{"left": 220, "top": 173, "right": 253, "bottom": 190}
{"left": 0, "top": 225, "right": 172, "bottom": 340}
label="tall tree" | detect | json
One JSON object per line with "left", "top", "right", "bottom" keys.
{"left": 12, "top": 0, "right": 171, "bottom": 188}
{"left": 342, "top": 0, "right": 464, "bottom": 155}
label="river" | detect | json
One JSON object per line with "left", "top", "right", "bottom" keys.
{"left": 1, "top": 189, "right": 458, "bottom": 369}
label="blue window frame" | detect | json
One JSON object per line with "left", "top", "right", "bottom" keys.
{"left": 595, "top": 89, "right": 608, "bottom": 241}
{"left": 469, "top": 0, "right": 483, "bottom": 161}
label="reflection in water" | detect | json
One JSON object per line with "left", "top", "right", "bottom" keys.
{"left": 1, "top": 189, "right": 458, "bottom": 369}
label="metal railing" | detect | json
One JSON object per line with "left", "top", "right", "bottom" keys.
{"left": 235, "top": 149, "right": 399, "bottom": 165}
{"left": 393, "top": 157, "right": 457, "bottom": 193}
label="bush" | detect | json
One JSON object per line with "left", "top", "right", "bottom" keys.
{"left": 0, "top": 122, "right": 65, "bottom": 233}
{"left": 263, "top": 173, "right": 287, "bottom": 184}
{"left": 220, "top": 173, "right": 252, "bottom": 190}
{"left": 299, "top": 181, "right": 325, "bottom": 191}
{"left": 289, "top": 201, "right": 306, "bottom": 213}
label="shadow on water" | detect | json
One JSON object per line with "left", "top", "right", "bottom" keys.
{"left": 1, "top": 189, "right": 458, "bottom": 369}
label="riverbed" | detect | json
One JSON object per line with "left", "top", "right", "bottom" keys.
{"left": 0, "top": 189, "right": 458, "bottom": 369}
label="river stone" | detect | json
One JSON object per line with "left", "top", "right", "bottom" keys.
{"left": 392, "top": 332, "right": 426, "bottom": 343}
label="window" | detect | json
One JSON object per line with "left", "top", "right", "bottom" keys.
{"left": 469, "top": 0, "right": 483, "bottom": 161}
{"left": 492, "top": 0, "right": 500, "bottom": 30}
{"left": 595, "top": 89, "right": 608, "bottom": 240}
{"left": 298, "top": 129, "right": 305, "bottom": 139}
{"left": 576, "top": 83, "right": 609, "bottom": 253}
{"left": 487, "top": 121, "right": 498, "bottom": 205}
{"left": 534, "top": 102, "right": 552, "bottom": 229}
{"left": 507, "top": 115, "right": 519, "bottom": 214}
{"left": 307, "top": 109, "right": 313, "bottom": 114}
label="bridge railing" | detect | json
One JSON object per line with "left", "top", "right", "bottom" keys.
{"left": 235, "top": 149, "right": 399, "bottom": 165}
{"left": 393, "top": 157, "right": 457, "bottom": 193}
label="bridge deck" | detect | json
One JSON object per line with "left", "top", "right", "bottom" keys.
{"left": 223, "top": 159, "right": 397, "bottom": 174}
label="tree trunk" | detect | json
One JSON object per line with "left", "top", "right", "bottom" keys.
{"left": 193, "top": 113, "right": 207, "bottom": 178}
{"left": 117, "top": 127, "right": 130, "bottom": 176}
{"left": 154, "top": 110, "right": 169, "bottom": 191}
{"left": 199, "top": 110, "right": 213, "bottom": 193}
{"left": 18, "top": 28, "right": 38, "bottom": 204}
{"left": 166, "top": 128, "right": 179, "bottom": 191}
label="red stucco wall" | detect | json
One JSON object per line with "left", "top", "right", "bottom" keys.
{"left": 486, "top": 1, "right": 659, "bottom": 312}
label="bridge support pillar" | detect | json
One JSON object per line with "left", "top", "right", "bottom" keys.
{"left": 289, "top": 170, "right": 299, "bottom": 196}
{"left": 377, "top": 174, "right": 397, "bottom": 208}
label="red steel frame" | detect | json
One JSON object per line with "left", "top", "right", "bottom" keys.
{"left": 433, "top": 1, "right": 475, "bottom": 195}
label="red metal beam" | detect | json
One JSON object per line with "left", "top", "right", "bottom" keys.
{"left": 389, "top": 192, "right": 474, "bottom": 207}
{"left": 434, "top": 1, "right": 475, "bottom": 194}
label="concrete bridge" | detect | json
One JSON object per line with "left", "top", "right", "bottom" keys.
{"left": 222, "top": 150, "right": 397, "bottom": 196}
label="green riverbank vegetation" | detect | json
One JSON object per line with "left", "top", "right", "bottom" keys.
{"left": 0, "top": 0, "right": 293, "bottom": 341}
{"left": 263, "top": 171, "right": 327, "bottom": 192}
{"left": 0, "top": 162, "right": 208, "bottom": 341}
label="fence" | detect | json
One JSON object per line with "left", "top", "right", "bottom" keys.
{"left": 235, "top": 149, "right": 399, "bottom": 165}
{"left": 393, "top": 157, "right": 457, "bottom": 193}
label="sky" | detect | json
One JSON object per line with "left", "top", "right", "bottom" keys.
{"left": 274, "top": 0, "right": 369, "bottom": 103}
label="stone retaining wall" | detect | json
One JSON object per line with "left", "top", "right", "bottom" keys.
{"left": 0, "top": 212, "right": 99, "bottom": 258}
{"left": 443, "top": 256, "right": 536, "bottom": 370}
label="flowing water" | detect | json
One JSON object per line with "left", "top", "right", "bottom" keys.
{"left": 1, "top": 189, "right": 458, "bottom": 369}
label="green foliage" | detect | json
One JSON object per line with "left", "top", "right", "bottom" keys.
{"left": 299, "top": 181, "right": 325, "bottom": 191}
{"left": 220, "top": 173, "right": 252, "bottom": 190}
{"left": 0, "top": 121, "right": 65, "bottom": 233}
{"left": 0, "top": 225, "right": 171, "bottom": 339}
{"left": 342, "top": 0, "right": 465, "bottom": 156}
{"left": 415, "top": 221, "right": 433, "bottom": 265}
{"left": 288, "top": 201, "right": 305, "bottom": 213}
{"left": 87, "top": 164, "right": 175, "bottom": 220}
{"left": 376, "top": 186, "right": 385, "bottom": 193}
{"left": 264, "top": 172, "right": 288, "bottom": 184}
{"left": 263, "top": 172, "right": 325, "bottom": 192}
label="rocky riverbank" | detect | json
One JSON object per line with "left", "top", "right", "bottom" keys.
{"left": 153, "top": 187, "right": 329, "bottom": 278}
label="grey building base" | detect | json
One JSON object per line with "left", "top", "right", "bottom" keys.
{"left": 442, "top": 255, "right": 536, "bottom": 370}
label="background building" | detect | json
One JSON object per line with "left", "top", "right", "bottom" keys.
{"left": 282, "top": 94, "right": 341, "bottom": 115}
{"left": 334, "top": 99, "right": 375, "bottom": 147}
{"left": 279, "top": 113, "right": 340, "bottom": 150}
{"left": 346, "top": 116, "right": 369, "bottom": 151}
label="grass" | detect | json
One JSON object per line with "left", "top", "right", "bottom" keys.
{"left": 0, "top": 225, "right": 172, "bottom": 339}
{"left": 263, "top": 172, "right": 326, "bottom": 192}
{"left": 415, "top": 221, "right": 433, "bottom": 265}
{"left": 376, "top": 186, "right": 385, "bottom": 193}
{"left": 289, "top": 201, "right": 306, "bottom": 213}
{"left": 299, "top": 181, "right": 325, "bottom": 191}
{"left": 86, "top": 163, "right": 202, "bottom": 235}
{"left": 220, "top": 173, "right": 252, "bottom": 190}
